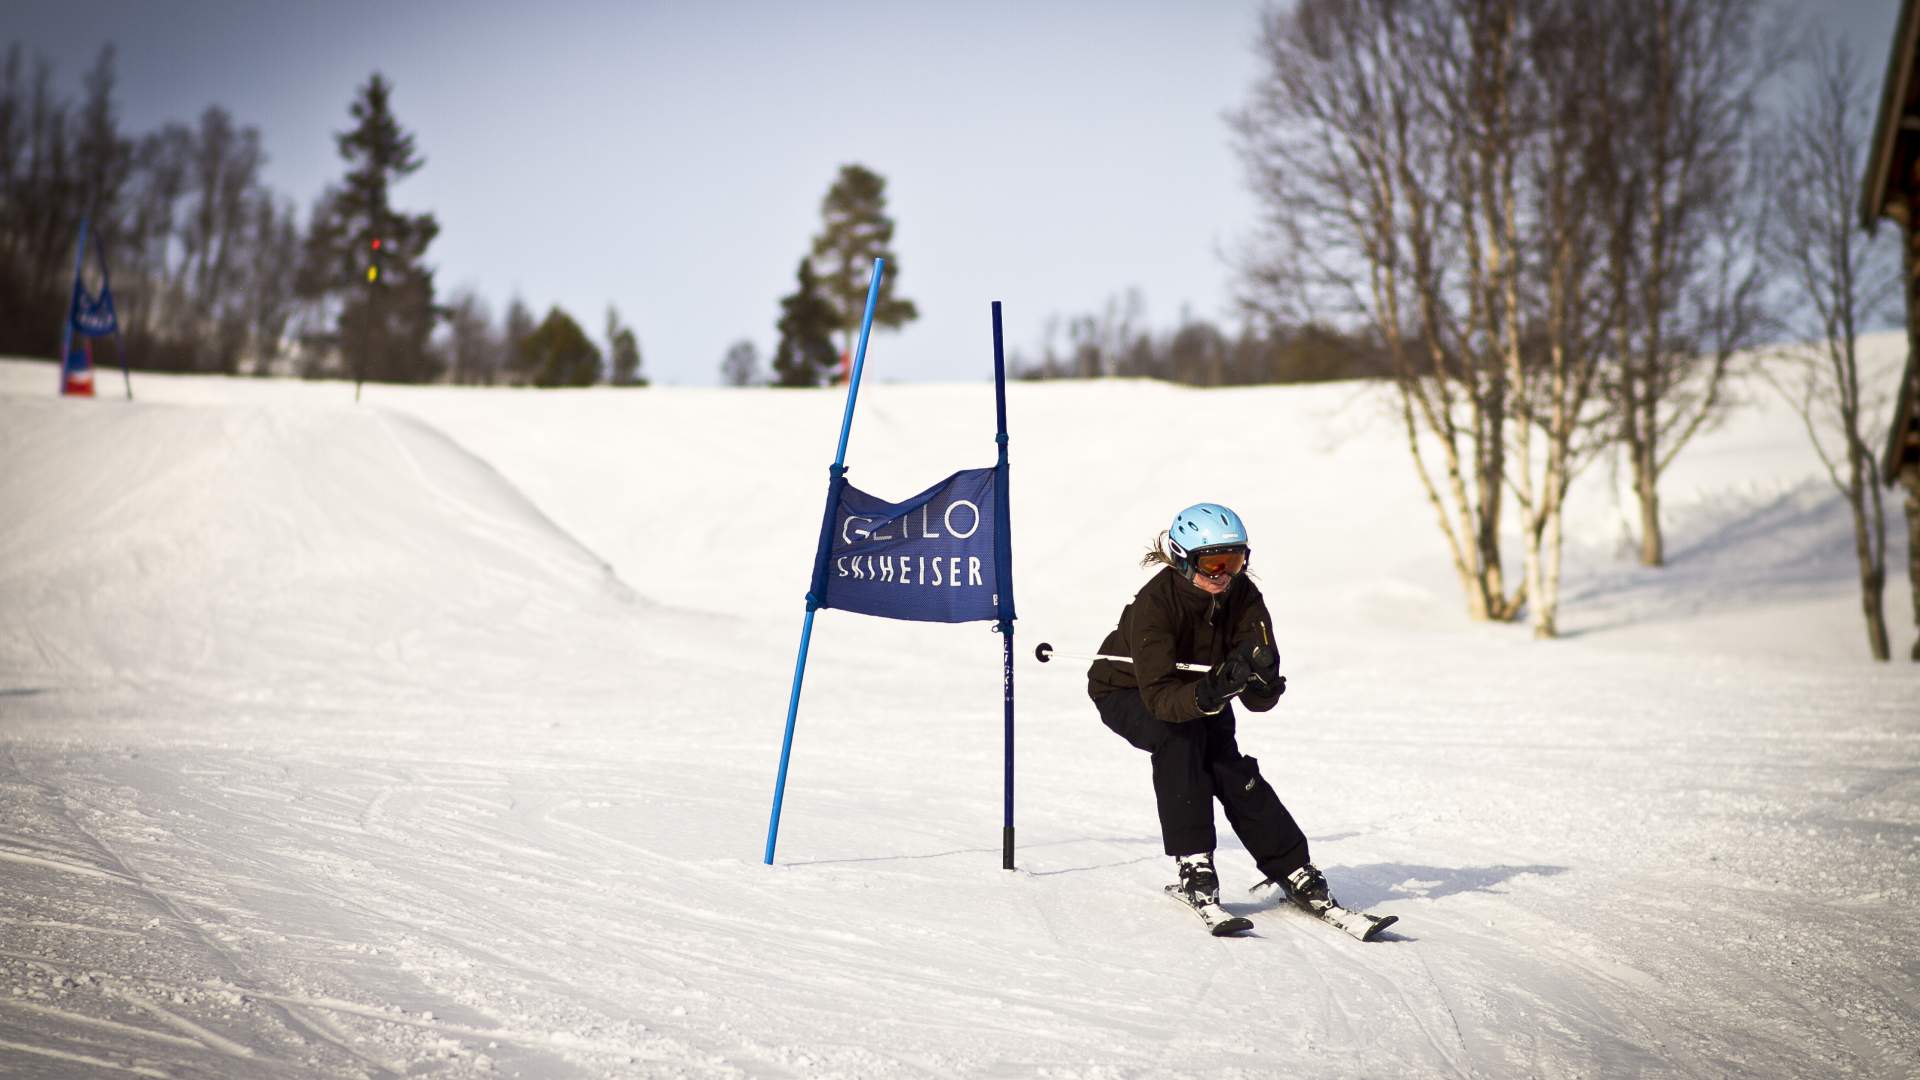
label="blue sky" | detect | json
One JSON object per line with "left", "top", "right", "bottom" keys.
{"left": 6, "top": 1, "right": 1903, "bottom": 385}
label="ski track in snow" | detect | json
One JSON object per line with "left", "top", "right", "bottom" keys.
{"left": 2, "top": 355, "right": 1918, "bottom": 1077}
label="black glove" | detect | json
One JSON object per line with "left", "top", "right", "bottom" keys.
{"left": 1195, "top": 650, "right": 1253, "bottom": 714}
{"left": 1247, "top": 643, "right": 1284, "bottom": 696}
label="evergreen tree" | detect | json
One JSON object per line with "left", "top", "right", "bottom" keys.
{"left": 605, "top": 306, "right": 645, "bottom": 386}
{"left": 809, "top": 163, "right": 917, "bottom": 357}
{"left": 524, "top": 305, "right": 601, "bottom": 387}
{"left": 301, "top": 73, "right": 441, "bottom": 389}
{"left": 771, "top": 258, "right": 839, "bottom": 388}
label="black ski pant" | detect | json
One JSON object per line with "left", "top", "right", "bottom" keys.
{"left": 1095, "top": 690, "right": 1310, "bottom": 882}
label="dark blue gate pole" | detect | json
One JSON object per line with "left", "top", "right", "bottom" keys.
{"left": 96, "top": 231, "right": 131, "bottom": 400}
{"left": 765, "top": 258, "right": 887, "bottom": 865}
{"left": 991, "top": 301, "right": 1018, "bottom": 870}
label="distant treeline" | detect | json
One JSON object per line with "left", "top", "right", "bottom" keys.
{"left": 3, "top": 41, "right": 1475, "bottom": 395}
{"left": 0, "top": 43, "right": 644, "bottom": 387}
{"left": 0, "top": 45, "right": 302, "bottom": 375}
{"left": 1007, "top": 289, "right": 1391, "bottom": 385}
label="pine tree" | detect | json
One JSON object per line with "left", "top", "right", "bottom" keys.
{"left": 302, "top": 73, "right": 441, "bottom": 390}
{"left": 809, "top": 164, "right": 917, "bottom": 357}
{"left": 524, "top": 306, "right": 601, "bottom": 388}
{"left": 772, "top": 258, "right": 839, "bottom": 388}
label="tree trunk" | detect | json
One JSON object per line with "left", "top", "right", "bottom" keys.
{"left": 1905, "top": 474, "right": 1920, "bottom": 661}
{"left": 1618, "top": 357, "right": 1667, "bottom": 568}
{"left": 1856, "top": 545, "right": 1891, "bottom": 662}
{"left": 1535, "top": 503, "right": 1563, "bottom": 639}
{"left": 1845, "top": 436, "right": 1890, "bottom": 661}
{"left": 1636, "top": 435, "right": 1664, "bottom": 566}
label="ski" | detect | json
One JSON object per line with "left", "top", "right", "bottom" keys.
{"left": 1309, "top": 903, "right": 1398, "bottom": 942}
{"left": 1164, "top": 884, "right": 1254, "bottom": 936}
{"left": 1250, "top": 881, "right": 1399, "bottom": 942}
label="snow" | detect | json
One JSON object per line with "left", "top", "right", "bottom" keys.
{"left": 2, "top": 342, "right": 1917, "bottom": 1078}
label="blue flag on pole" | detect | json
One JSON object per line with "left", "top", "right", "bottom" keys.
{"left": 809, "top": 467, "right": 1007, "bottom": 624}
{"left": 71, "top": 278, "right": 118, "bottom": 337}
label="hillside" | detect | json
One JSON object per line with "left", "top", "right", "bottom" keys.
{"left": 1, "top": 351, "right": 1915, "bottom": 1078}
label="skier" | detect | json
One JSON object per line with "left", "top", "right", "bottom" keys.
{"left": 1086, "top": 502, "right": 1350, "bottom": 936}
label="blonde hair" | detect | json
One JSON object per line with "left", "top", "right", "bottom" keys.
{"left": 1140, "top": 530, "right": 1178, "bottom": 569}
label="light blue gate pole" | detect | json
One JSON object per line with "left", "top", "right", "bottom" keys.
{"left": 765, "top": 258, "right": 887, "bottom": 865}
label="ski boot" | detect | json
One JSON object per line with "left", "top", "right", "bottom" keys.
{"left": 1165, "top": 853, "right": 1252, "bottom": 936}
{"left": 1177, "top": 853, "right": 1223, "bottom": 906}
{"left": 1280, "top": 862, "right": 1335, "bottom": 917}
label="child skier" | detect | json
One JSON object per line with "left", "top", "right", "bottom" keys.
{"left": 1087, "top": 502, "right": 1370, "bottom": 937}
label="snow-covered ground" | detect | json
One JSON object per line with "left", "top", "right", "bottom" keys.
{"left": 1, "top": 343, "right": 1916, "bottom": 1079}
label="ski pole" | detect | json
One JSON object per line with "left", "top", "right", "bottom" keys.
{"left": 1032, "top": 642, "right": 1211, "bottom": 672}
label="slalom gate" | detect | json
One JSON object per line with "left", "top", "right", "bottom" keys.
{"left": 764, "top": 258, "right": 1020, "bottom": 869}
{"left": 57, "top": 215, "right": 130, "bottom": 399}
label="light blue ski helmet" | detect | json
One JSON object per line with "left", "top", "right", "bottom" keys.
{"left": 1168, "top": 503, "right": 1249, "bottom": 568}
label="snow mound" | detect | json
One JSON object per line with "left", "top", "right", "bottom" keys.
{"left": 0, "top": 394, "right": 641, "bottom": 696}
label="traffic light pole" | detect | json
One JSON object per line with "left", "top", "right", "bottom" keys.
{"left": 357, "top": 234, "right": 381, "bottom": 403}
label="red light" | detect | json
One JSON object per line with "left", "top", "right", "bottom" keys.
{"left": 371, "top": 238, "right": 382, "bottom": 251}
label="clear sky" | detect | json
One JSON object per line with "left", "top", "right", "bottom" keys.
{"left": 5, "top": 1, "right": 1904, "bottom": 386}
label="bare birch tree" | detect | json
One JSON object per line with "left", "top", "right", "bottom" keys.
{"left": 1235, "top": 0, "right": 1773, "bottom": 632}
{"left": 1600, "top": 0, "right": 1769, "bottom": 567}
{"left": 1499, "top": 0, "right": 1620, "bottom": 637}
{"left": 443, "top": 288, "right": 500, "bottom": 386}
{"left": 1235, "top": 0, "right": 1527, "bottom": 622}
{"left": 1762, "top": 39, "right": 1902, "bottom": 660}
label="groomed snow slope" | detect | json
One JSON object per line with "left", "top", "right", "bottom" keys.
{"left": 1, "top": 349, "right": 1916, "bottom": 1079}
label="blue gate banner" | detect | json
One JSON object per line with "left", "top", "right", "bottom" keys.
{"left": 71, "top": 280, "right": 118, "bottom": 337}
{"left": 811, "top": 466, "right": 1005, "bottom": 623}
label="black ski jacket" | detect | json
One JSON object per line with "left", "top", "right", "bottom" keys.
{"left": 1086, "top": 566, "right": 1282, "bottom": 724}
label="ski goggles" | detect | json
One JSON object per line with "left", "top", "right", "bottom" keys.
{"left": 1193, "top": 549, "right": 1248, "bottom": 579}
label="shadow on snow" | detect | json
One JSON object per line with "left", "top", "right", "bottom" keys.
{"left": 1327, "top": 862, "right": 1568, "bottom": 911}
